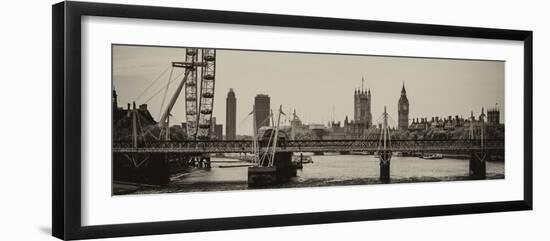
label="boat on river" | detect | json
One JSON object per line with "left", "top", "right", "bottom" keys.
{"left": 420, "top": 153, "right": 444, "bottom": 159}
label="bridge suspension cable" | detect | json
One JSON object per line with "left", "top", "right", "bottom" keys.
{"left": 142, "top": 70, "right": 186, "bottom": 104}
{"left": 134, "top": 64, "right": 171, "bottom": 101}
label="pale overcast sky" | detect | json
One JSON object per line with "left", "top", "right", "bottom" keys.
{"left": 113, "top": 45, "right": 504, "bottom": 135}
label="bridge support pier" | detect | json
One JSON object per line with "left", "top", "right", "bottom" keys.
{"left": 379, "top": 160, "right": 390, "bottom": 183}
{"left": 197, "top": 156, "right": 211, "bottom": 168}
{"left": 379, "top": 151, "right": 392, "bottom": 184}
{"left": 469, "top": 151, "right": 487, "bottom": 180}
{"left": 203, "top": 156, "right": 211, "bottom": 168}
{"left": 189, "top": 155, "right": 212, "bottom": 168}
{"left": 113, "top": 153, "right": 170, "bottom": 186}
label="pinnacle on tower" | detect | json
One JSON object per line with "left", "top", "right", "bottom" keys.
{"left": 362, "top": 75, "right": 365, "bottom": 92}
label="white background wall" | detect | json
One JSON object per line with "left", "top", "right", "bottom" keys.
{"left": 0, "top": 0, "right": 547, "bottom": 240}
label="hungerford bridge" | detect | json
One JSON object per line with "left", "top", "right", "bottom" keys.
{"left": 112, "top": 138, "right": 504, "bottom": 154}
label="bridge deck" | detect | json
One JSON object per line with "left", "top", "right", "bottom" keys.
{"left": 112, "top": 139, "right": 504, "bottom": 154}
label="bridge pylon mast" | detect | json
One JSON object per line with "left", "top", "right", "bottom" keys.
{"left": 269, "top": 105, "right": 284, "bottom": 167}
{"left": 249, "top": 105, "right": 259, "bottom": 165}
{"left": 132, "top": 101, "right": 138, "bottom": 148}
{"left": 378, "top": 106, "right": 392, "bottom": 183}
{"left": 252, "top": 105, "right": 260, "bottom": 164}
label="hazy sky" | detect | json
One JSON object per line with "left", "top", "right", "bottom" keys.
{"left": 113, "top": 45, "right": 504, "bottom": 135}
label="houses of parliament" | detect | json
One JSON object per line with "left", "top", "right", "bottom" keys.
{"left": 336, "top": 77, "right": 500, "bottom": 139}
{"left": 342, "top": 77, "right": 410, "bottom": 137}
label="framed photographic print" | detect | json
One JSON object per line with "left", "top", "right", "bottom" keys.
{"left": 52, "top": 1, "right": 533, "bottom": 240}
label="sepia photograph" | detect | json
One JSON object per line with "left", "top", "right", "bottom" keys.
{"left": 111, "top": 44, "right": 505, "bottom": 195}
{"left": 49, "top": 2, "right": 535, "bottom": 240}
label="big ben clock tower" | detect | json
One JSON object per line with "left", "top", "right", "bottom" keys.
{"left": 398, "top": 82, "right": 409, "bottom": 130}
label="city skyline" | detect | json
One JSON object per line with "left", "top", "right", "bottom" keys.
{"left": 113, "top": 45, "right": 504, "bottom": 136}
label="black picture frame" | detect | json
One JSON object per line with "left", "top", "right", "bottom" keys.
{"left": 52, "top": 1, "right": 533, "bottom": 240}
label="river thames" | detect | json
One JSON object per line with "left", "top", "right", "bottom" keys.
{"left": 128, "top": 154, "right": 504, "bottom": 195}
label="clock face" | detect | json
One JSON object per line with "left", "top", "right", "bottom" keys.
{"left": 402, "top": 105, "right": 408, "bottom": 111}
